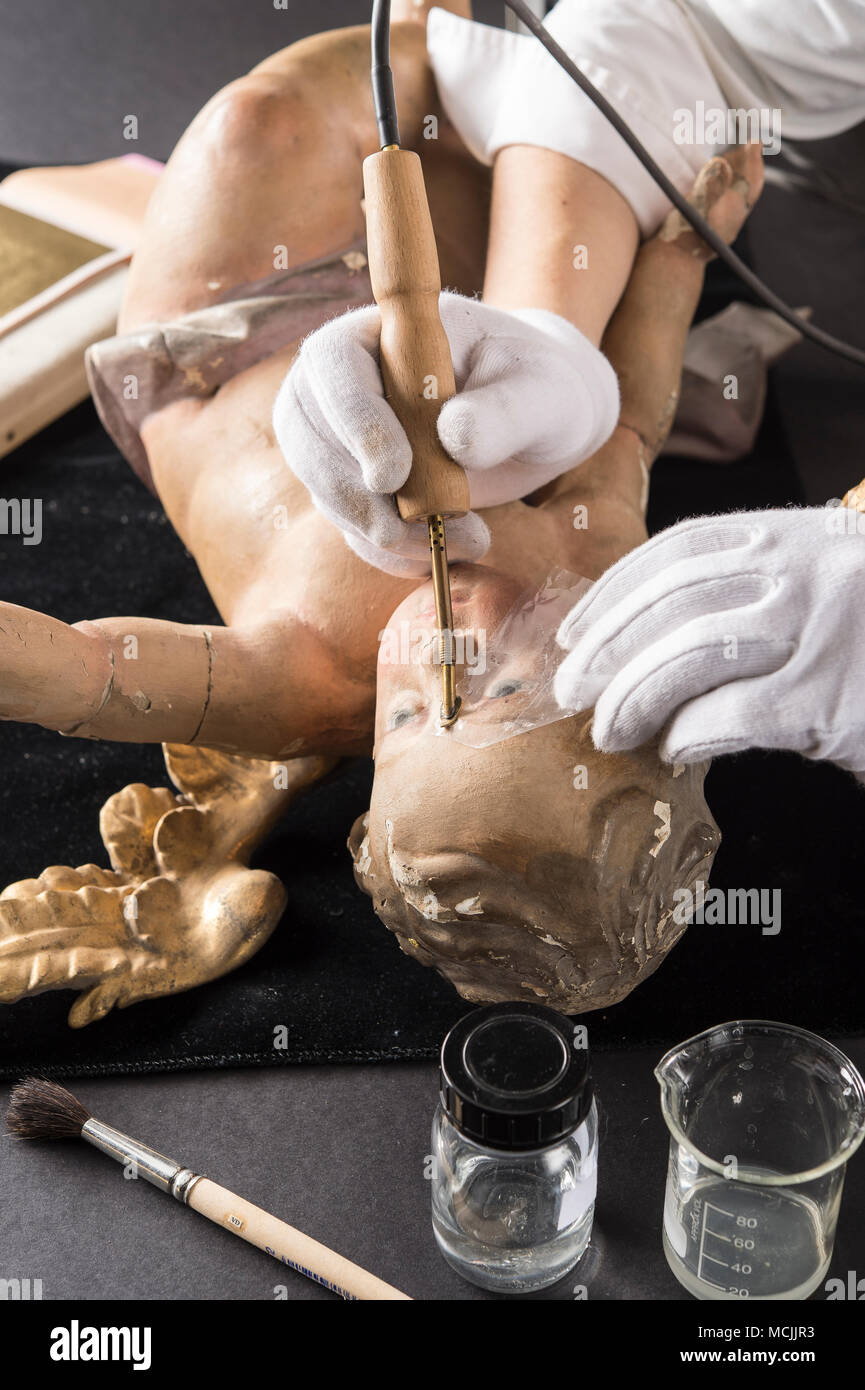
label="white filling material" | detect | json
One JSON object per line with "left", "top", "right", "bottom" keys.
{"left": 650, "top": 800, "right": 672, "bottom": 858}
{"left": 416, "top": 891, "right": 450, "bottom": 921}
{"left": 354, "top": 833, "right": 372, "bottom": 878}
{"left": 385, "top": 818, "right": 455, "bottom": 921}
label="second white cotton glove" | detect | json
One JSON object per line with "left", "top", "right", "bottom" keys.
{"left": 273, "top": 292, "right": 619, "bottom": 577}
{"left": 554, "top": 506, "right": 865, "bottom": 776}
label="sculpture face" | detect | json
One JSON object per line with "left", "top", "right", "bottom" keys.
{"left": 350, "top": 568, "right": 720, "bottom": 1012}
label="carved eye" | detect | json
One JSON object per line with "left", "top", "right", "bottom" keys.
{"left": 387, "top": 706, "right": 419, "bottom": 731}
{"left": 488, "top": 678, "right": 528, "bottom": 699}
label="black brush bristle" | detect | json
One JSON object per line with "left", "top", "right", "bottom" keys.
{"left": 6, "top": 1077, "right": 91, "bottom": 1140}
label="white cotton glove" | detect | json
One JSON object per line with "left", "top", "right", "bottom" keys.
{"left": 554, "top": 507, "right": 865, "bottom": 777}
{"left": 273, "top": 292, "right": 619, "bottom": 577}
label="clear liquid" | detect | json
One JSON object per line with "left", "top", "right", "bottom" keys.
{"left": 433, "top": 1196, "right": 594, "bottom": 1293}
{"left": 664, "top": 1176, "right": 832, "bottom": 1300}
{"left": 431, "top": 1106, "right": 597, "bottom": 1293}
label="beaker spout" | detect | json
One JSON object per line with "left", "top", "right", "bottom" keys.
{"left": 656, "top": 1020, "right": 865, "bottom": 1183}
{"left": 654, "top": 1046, "right": 691, "bottom": 1132}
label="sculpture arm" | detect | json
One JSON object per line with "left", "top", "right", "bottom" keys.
{"left": 538, "top": 147, "right": 764, "bottom": 510}
{"left": 0, "top": 603, "right": 369, "bottom": 757}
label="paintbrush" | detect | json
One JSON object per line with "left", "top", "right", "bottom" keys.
{"left": 6, "top": 1077, "right": 411, "bottom": 1301}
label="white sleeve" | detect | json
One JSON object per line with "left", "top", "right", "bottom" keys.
{"left": 684, "top": 0, "right": 865, "bottom": 140}
{"left": 427, "top": 1, "right": 865, "bottom": 236}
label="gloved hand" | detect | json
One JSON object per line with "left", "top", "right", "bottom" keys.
{"left": 272, "top": 291, "right": 619, "bottom": 577}
{"left": 554, "top": 506, "right": 865, "bottom": 776}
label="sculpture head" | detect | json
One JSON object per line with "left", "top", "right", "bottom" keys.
{"left": 349, "top": 565, "right": 720, "bottom": 1013}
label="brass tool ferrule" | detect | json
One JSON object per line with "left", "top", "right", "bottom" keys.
{"left": 429, "top": 514, "right": 461, "bottom": 727}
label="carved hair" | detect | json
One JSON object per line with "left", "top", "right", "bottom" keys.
{"left": 349, "top": 723, "right": 719, "bottom": 1013}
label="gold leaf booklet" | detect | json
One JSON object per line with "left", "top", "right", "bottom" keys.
{"left": 0, "top": 154, "right": 162, "bottom": 458}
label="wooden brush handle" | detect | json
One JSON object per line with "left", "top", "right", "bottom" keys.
{"left": 188, "top": 1178, "right": 411, "bottom": 1300}
{"left": 362, "top": 148, "right": 470, "bottom": 523}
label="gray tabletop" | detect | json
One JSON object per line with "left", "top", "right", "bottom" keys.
{"left": 2, "top": 1039, "right": 863, "bottom": 1301}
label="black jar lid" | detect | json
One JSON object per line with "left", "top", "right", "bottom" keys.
{"left": 440, "top": 1001, "right": 593, "bottom": 1151}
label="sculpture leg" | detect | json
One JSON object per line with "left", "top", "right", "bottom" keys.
{"left": 0, "top": 748, "right": 336, "bottom": 1026}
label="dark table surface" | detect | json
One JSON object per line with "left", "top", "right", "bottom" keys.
{"left": 2, "top": 1040, "right": 864, "bottom": 1302}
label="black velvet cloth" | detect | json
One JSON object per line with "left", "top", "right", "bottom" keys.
{"left": 1, "top": 249, "right": 863, "bottom": 1079}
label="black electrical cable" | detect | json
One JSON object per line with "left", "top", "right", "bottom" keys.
{"left": 501, "top": 0, "right": 865, "bottom": 367}
{"left": 371, "top": 0, "right": 400, "bottom": 148}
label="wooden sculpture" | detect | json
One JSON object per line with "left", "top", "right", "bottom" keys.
{"left": 0, "top": 21, "right": 779, "bottom": 1025}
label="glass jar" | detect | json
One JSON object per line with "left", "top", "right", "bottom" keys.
{"left": 431, "top": 1001, "right": 598, "bottom": 1293}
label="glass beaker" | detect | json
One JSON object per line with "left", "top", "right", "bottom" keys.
{"left": 656, "top": 1020, "right": 865, "bottom": 1300}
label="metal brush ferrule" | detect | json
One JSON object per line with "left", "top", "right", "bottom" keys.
{"left": 171, "top": 1168, "right": 204, "bottom": 1204}
{"left": 82, "top": 1118, "right": 202, "bottom": 1203}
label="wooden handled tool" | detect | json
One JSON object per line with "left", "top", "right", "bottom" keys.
{"left": 362, "top": 148, "right": 470, "bottom": 522}
{"left": 363, "top": 148, "right": 469, "bottom": 722}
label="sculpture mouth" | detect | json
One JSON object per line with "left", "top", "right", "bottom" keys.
{"left": 382, "top": 848, "right": 577, "bottom": 991}
{"left": 397, "top": 914, "right": 571, "bottom": 992}
{"left": 423, "top": 946, "right": 573, "bottom": 1006}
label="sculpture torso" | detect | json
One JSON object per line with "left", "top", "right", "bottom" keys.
{"left": 140, "top": 339, "right": 646, "bottom": 757}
